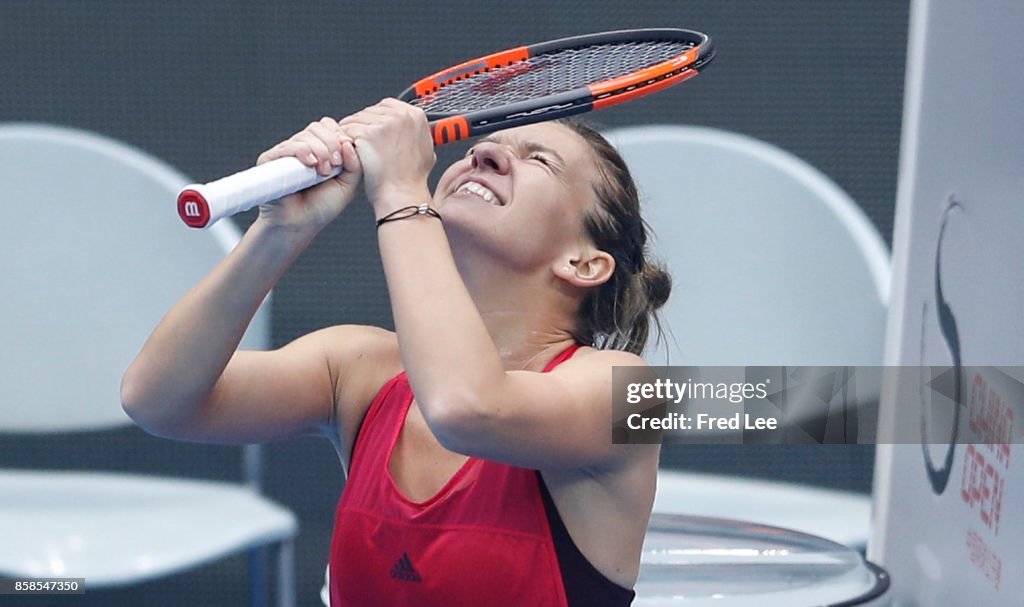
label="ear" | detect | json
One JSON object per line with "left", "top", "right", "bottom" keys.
{"left": 554, "top": 249, "right": 615, "bottom": 288}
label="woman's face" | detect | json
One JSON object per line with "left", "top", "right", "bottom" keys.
{"left": 433, "top": 121, "right": 602, "bottom": 271}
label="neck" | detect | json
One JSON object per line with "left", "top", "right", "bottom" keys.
{"left": 454, "top": 251, "right": 581, "bottom": 372}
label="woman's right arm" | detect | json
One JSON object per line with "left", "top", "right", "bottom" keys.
{"left": 121, "top": 118, "right": 372, "bottom": 445}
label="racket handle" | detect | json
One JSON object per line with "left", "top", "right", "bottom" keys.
{"left": 177, "top": 157, "right": 343, "bottom": 228}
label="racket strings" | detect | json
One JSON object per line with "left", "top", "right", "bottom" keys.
{"left": 411, "top": 39, "right": 697, "bottom": 114}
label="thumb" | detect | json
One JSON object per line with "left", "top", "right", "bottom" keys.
{"left": 333, "top": 139, "right": 362, "bottom": 190}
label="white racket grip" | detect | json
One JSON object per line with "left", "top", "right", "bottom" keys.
{"left": 177, "top": 156, "right": 342, "bottom": 228}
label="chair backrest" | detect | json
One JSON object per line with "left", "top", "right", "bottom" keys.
{"left": 604, "top": 125, "right": 890, "bottom": 367}
{"left": 0, "top": 123, "right": 270, "bottom": 433}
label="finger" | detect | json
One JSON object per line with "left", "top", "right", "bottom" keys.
{"left": 318, "top": 115, "right": 340, "bottom": 129}
{"left": 293, "top": 130, "right": 335, "bottom": 176}
{"left": 258, "top": 140, "right": 318, "bottom": 167}
{"left": 336, "top": 127, "right": 356, "bottom": 151}
{"left": 308, "top": 118, "right": 345, "bottom": 167}
{"left": 333, "top": 139, "right": 362, "bottom": 187}
{"left": 339, "top": 124, "right": 367, "bottom": 148}
{"left": 340, "top": 139, "right": 361, "bottom": 173}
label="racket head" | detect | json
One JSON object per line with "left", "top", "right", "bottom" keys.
{"left": 399, "top": 29, "right": 715, "bottom": 145}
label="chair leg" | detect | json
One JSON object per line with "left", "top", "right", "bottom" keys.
{"left": 249, "top": 546, "right": 268, "bottom": 607}
{"left": 275, "top": 539, "right": 296, "bottom": 607}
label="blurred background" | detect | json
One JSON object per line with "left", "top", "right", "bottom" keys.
{"left": 1, "top": 1, "right": 907, "bottom": 604}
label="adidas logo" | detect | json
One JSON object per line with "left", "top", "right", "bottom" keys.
{"left": 390, "top": 552, "right": 422, "bottom": 582}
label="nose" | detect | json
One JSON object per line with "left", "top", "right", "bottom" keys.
{"left": 470, "top": 141, "right": 511, "bottom": 174}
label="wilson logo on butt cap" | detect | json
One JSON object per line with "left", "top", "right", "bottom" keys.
{"left": 177, "top": 190, "right": 211, "bottom": 228}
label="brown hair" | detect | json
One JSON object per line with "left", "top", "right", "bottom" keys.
{"left": 558, "top": 118, "right": 671, "bottom": 355}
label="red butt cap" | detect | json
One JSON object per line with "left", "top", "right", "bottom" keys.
{"left": 177, "top": 189, "right": 211, "bottom": 228}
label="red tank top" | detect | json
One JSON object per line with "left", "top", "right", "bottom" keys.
{"left": 330, "top": 345, "right": 588, "bottom": 606}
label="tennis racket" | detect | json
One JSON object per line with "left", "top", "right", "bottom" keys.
{"left": 178, "top": 28, "right": 714, "bottom": 228}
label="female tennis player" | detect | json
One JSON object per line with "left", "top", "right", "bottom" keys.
{"left": 122, "top": 99, "right": 669, "bottom": 606}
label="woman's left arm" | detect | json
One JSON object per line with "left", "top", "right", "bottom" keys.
{"left": 340, "top": 99, "right": 647, "bottom": 470}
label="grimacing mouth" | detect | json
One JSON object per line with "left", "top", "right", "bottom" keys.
{"left": 452, "top": 177, "right": 505, "bottom": 206}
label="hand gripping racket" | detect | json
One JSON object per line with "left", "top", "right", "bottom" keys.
{"left": 177, "top": 28, "right": 714, "bottom": 228}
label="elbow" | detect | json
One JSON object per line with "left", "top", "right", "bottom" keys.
{"left": 418, "top": 389, "right": 490, "bottom": 454}
{"left": 120, "top": 367, "right": 158, "bottom": 433}
{"left": 120, "top": 366, "right": 144, "bottom": 420}
{"left": 119, "top": 366, "right": 185, "bottom": 438}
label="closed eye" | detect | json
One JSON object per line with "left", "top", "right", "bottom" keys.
{"left": 528, "top": 153, "right": 553, "bottom": 167}
{"left": 521, "top": 141, "right": 564, "bottom": 173}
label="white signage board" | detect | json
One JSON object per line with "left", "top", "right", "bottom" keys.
{"left": 870, "top": 1, "right": 1024, "bottom": 605}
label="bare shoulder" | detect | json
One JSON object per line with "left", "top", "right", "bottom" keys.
{"left": 312, "top": 324, "right": 400, "bottom": 367}
{"left": 557, "top": 346, "right": 650, "bottom": 371}
{"left": 549, "top": 346, "right": 655, "bottom": 396}
{"left": 308, "top": 324, "right": 402, "bottom": 456}
{"left": 310, "top": 324, "right": 402, "bottom": 403}
{"left": 547, "top": 346, "right": 659, "bottom": 468}
{"left": 547, "top": 346, "right": 660, "bottom": 466}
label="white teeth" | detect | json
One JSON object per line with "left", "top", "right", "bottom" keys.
{"left": 457, "top": 181, "right": 497, "bottom": 204}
